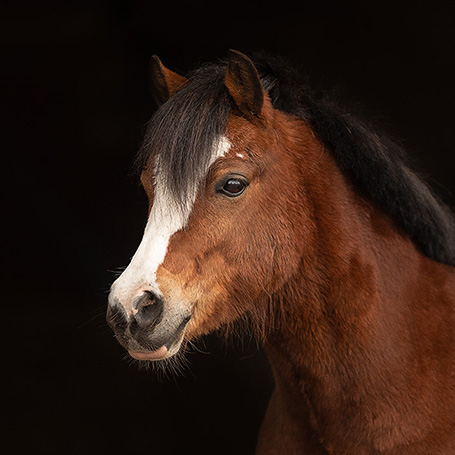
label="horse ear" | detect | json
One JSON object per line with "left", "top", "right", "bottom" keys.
{"left": 149, "top": 55, "right": 187, "bottom": 106}
{"left": 225, "top": 49, "right": 268, "bottom": 123}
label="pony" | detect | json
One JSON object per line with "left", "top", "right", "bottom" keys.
{"left": 107, "top": 50, "right": 455, "bottom": 454}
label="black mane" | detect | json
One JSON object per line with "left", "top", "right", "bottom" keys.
{"left": 138, "top": 54, "right": 455, "bottom": 266}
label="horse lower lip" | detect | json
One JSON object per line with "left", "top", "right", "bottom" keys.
{"left": 128, "top": 345, "right": 168, "bottom": 360}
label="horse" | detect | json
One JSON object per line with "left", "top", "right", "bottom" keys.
{"left": 106, "top": 50, "right": 455, "bottom": 454}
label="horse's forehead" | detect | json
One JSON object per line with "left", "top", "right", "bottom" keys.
{"left": 225, "top": 114, "right": 275, "bottom": 152}
{"left": 140, "top": 110, "right": 273, "bottom": 200}
{"left": 226, "top": 115, "right": 257, "bottom": 142}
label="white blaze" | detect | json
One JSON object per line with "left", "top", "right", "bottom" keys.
{"left": 110, "top": 136, "right": 230, "bottom": 315}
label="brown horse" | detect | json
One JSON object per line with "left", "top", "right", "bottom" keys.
{"left": 107, "top": 50, "right": 455, "bottom": 454}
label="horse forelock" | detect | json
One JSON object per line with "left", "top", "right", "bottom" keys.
{"left": 137, "top": 63, "right": 232, "bottom": 214}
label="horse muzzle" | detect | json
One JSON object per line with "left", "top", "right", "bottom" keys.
{"left": 106, "top": 289, "right": 191, "bottom": 361}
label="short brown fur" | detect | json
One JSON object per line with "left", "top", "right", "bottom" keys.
{"left": 115, "top": 52, "right": 455, "bottom": 454}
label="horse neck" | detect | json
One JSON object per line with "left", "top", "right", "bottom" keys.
{"left": 263, "top": 120, "right": 455, "bottom": 447}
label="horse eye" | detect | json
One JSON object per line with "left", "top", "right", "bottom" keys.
{"left": 220, "top": 178, "right": 247, "bottom": 197}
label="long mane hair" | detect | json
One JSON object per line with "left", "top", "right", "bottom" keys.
{"left": 137, "top": 53, "right": 455, "bottom": 266}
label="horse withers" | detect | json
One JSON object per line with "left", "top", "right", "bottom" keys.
{"left": 107, "top": 50, "right": 455, "bottom": 454}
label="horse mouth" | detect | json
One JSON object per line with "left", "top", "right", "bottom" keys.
{"left": 128, "top": 345, "right": 168, "bottom": 360}
{"left": 125, "top": 316, "right": 190, "bottom": 361}
{"left": 107, "top": 300, "right": 191, "bottom": 362}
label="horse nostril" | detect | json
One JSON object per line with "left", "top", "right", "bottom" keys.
{"left": 142, "top": 290, "right": 158, "bottom": 305}
{"left": 134, "top": 291, "right": 164, "bottom": 330}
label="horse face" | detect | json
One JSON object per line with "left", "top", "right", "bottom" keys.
{"left": 107, "top": 51, "right": 308, "bottom": 361}
{"left": 108, "top": 113, "right": 307, "bottom": 361}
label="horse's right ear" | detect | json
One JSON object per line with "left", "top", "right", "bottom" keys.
{"left": 225, "top": 49, "right": 270, "bottom": 125}
{"left": 149, "top": 55, "right": 188, "bottom": 106}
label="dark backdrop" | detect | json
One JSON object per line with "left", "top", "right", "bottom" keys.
{"left": 3, "top": 2, "right": 454, "bottom": 454}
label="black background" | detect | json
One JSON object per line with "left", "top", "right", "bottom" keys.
{"left": 3, "top": 1, "right": 454, "bottom": 454}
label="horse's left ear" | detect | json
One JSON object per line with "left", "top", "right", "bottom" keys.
{"left": 149, "top": 55, "right": 188, "bottom": 106}
{"left": 225, "top": 50, "right": 271, "bottom": 124}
